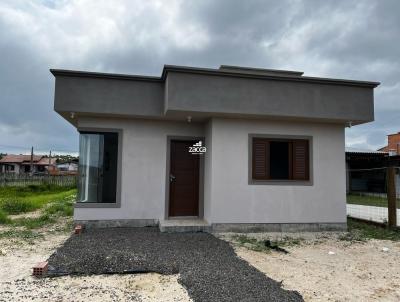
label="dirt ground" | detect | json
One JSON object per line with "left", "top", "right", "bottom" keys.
{"left": 0, "top": 232, "right": 192, "bottom": 302}
{"left": 1, "top": 230, "right": 399, "bottom": 301}
{"left": 224, "top": 233, "right": 400, "bottom": 302}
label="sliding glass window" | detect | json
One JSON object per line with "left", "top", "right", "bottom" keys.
{"left": 78, "top": 132, "right": 119, "bottom": 203}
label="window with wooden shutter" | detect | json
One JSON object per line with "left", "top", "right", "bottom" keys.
{"left": 252, "top": 139, "right": 269, "bottom": 179}
{"left": 251, "top": 137, "right": 310, "bottom": 182}
{"left": 292, "top": 140, "right": 309, "bottom": 180}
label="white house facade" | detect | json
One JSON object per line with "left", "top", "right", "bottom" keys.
{"left": 51, "top": 65, "right": 379, "bottom": 232}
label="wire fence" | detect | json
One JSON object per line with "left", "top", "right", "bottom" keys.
{"left": 347, "top": 166, "right": 399, "bottom": 226}
{"left": 0, "top": 173, "right": 77, "bottom": 187}
{"left": 347, "top": 204, "right": 400, "bottom": 227}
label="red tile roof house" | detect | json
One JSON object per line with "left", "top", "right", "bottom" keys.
{"left": 51, "top": 65, "right": 379, "bottom": 232}
{"left": 0, "top": 155, "right": 56, "bottom": 174}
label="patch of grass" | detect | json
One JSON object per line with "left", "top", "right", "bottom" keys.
{"left": 347, "top": 193, "right": 400, "bottom": 208}
{"left": 0, "top": 184, "right": 75, "bottom": 196}
{"left": 1, "top": 199, "right": 38, "bottom": 214}
{"left": 0, "top": 229, "right": 44, "bottom": 240}
{"left": 0, "top": 189, "right": 76, "bottom": 216}
{"left": 0, "top": 209, "right": 11, "bottom": 224}
{"left": 232, "top": 235, "right": 300, "bottom": 253}
{"left": 44, "top": 196, "right": 74, "bottom": 217}
{"left": 339, "top": 218, "right": 400, "bottom": 241}
{"left": 12, "top": 214, "right": 55, "bottom": 229}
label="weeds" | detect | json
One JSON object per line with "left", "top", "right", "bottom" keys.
{"left": 44, "top": 197, "right": 74, "bottom": 217}
{"left": 0, "top": 229, "right": 44, "bottom": 240}
{"left": 232, "top": 235, "right": 300, "bottom": 253}
{"left": 0, "top": 186, "right": 76, "bottom": 237}
{"left": 339, "top": 218, "right": 400, "bottom": 241}
{"left": 0, "top": 209, "right": 10, "bottom": 224}
{"left": 1, "top": 199, "right": 38, "bottom": 214}
{"left": 0, "top": 188, "right": 76, "bottom": 217}
{"left": 12, "top": 214, "right": 55, "bottom": 229}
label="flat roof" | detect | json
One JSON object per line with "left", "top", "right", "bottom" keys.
{"left": 50, "top": 64, "right": 380, "bottom": 88}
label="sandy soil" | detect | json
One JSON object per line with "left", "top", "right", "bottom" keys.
{"left": 225, "top": 233, "right": 400, "bottom": 302}
{"left": 0, "top": 233, "right": 192, "bottom": 302}
{"left": 2, "top": 228, "right": 400, "bottom": 301}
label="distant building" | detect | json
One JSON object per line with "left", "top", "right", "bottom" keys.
{"left": 345, "top": 147, "right": 388, "bottom": 193}
{"left": 0, "top": 155, "right": 57, "bottom": 174}
{"left": 378, "top": 132, "right": 400, "bottom": 155}
{"left": 56, "top": 162, "right": 78, "bottom": 175}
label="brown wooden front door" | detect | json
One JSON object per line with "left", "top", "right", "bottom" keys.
{"left": 169, "top": 140, "right": 200, "bottom": 217}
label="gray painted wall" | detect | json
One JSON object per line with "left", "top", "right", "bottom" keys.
{"left": 54, "top": 76, "right": 164, "bottom": 117}
{"left": 206, "top": 118, "right": 347, "bottom": 224}
{"left": 73, "top": 117, "right": 205, "bottom": 221}
{"left": 165, "top": 72, "right": 374, "bottom": 124}
{"left": 52, "top": 67, "right": 377, "bottom": 125}
{"left": 74, "top": 116, "right": 346, "bottom": 225}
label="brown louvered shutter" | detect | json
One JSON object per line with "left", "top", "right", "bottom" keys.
{"left": 252, "top": 139, "right": 269, "bottom": 179}
{"left": 292, "top": 140, "right": 309, "bottom": 180}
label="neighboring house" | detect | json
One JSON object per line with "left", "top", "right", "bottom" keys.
{"left": 0, "top": 155, "right": 56, "bottom": 174}
{"left": 345, "top": 147, "right": 400, "bottom": 197}
{"left": 51, "top": 65, "right": 379, "bottom": 232}
{"left": 378, "top": 132, "right": 400, "bottom": 155}
{"left": 56, "top": 162, "right": 78, "bottom": 175}
{"left": 345, "top": 147, "right": 388, "bottom": 193}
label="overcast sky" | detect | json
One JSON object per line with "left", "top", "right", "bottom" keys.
{"left": 0, "top": 0, "right": 399, "bottom": 155}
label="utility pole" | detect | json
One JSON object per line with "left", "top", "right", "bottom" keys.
{"left": 48, "top": 150, "right": 52, "bottom": 175}
{"left": 387, "top": 166, "right": 397, "bottom": 228}
{"left": 30, "top": 146, "right": 34, "bottom": 176}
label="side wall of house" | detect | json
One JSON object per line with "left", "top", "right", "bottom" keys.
{"left": 73, "top": 117, "right": 204, "bottom": 222}
{"left": 208, "top": 118, "right": 347, "bottom": 225}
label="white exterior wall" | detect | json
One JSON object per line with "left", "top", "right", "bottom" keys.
{"left": 207, "top": 118, "right": 346, "bottom": 224}
{"left": 74, "top": 117, "right": 204, "bottom": 221}
{"left": 74, "top": 116, "right": 346, "bottom": 225}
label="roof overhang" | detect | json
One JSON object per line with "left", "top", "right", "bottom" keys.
{"left": 51, "top": 65, "right": 380, "bottom": 127}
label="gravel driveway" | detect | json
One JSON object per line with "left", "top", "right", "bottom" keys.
{"left": 47, "top": 228, "right": 303, "bottom": 302}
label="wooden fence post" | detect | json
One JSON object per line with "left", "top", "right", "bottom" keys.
{"left": 387, "top": 166, "right": 397, "bottom": 228}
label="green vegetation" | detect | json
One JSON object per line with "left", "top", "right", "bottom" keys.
{"left": 347, "top": 193, "right": 400, "bottom": 208}
{"left": 339, "top": 218, "right": 400, "bottom": 241}
{"left": 0, "top": 185, "right": 76, "bottom": 236}
{"left": 0, "top": 184, "right": 76, "bottom": 215}
{"left": 232, "top": 234, "right": 301, "bottom": 253}
{"left": 0, "top": 209, "right": 10, "bottom": 224}
{"left": 0, "top": 229, "right": 44, "bottom": 243}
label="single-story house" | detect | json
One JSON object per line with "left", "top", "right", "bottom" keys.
{"left": 51, "top": 65, "right": 379, "bottom": 232}
{"left": 0, "top": 154, "right": 56, "bottom": 174}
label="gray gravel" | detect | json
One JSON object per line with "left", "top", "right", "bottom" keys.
{"left": 47, "top": 228, "right": 303, "bottom": 302}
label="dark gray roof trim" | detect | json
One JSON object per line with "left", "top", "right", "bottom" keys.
{"left": 50, "top": 69, "right": 162, "bottom": 82}
{"left": 51, "top": 64, "right": 380, "bottom": 88}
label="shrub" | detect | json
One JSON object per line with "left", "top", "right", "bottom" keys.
{"left": 0, "top": 199, "right": 37, "bottom": 214}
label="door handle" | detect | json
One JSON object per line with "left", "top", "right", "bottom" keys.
{"left": 170, "top": 174, "right": 176, "bottom": 183}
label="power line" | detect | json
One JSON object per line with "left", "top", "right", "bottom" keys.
{"left": 0, "top": 144, "right": 78, "bottom": 153}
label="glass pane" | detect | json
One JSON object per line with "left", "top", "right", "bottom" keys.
{"left": 78, "top": 133, "right": 104, "bottom": 202}
{"left": 101, "top": 133, "right": 118, "bottom": 202}
{"left": 78, "top": 132, "right": 118, "bottom": 203}
{"left": 270, "top": 141, "right": 290, "bottom": 180}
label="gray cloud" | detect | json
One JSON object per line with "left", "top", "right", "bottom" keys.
{"left": 0, "top": 0, "right": 399, "bottom": 154}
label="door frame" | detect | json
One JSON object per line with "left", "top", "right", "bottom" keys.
{"left": 165, "top": 136, "right": 205, "bottom": 219}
